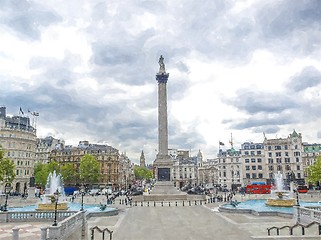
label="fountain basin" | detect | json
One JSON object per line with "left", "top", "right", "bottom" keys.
{"left": 265, "top": 198, "right": 296, "bottom": 207}
{"left": 36, "top": 202, "right": 69, "bottom": 211}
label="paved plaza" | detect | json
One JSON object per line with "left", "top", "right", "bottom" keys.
{"left": 1, "top": 194, "right": 321, "bottom": 240}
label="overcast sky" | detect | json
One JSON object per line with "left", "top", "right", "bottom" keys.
{"left": 1, "top": 0, "right": 321, "bottom": 164}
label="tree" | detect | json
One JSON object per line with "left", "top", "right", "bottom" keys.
{"left": 79, "top": 154, "right": 100, "bottom": 185}
{"left": 61, "top": 163, "right": 78, "bottom": 186}
{"left": 34, "top": 162, "right": 49, "bottom": 189}
{"left": 0, "top": 147, "right": 16, "bottom": 183}
{"left": 46, "top": 160, "right": 60, "bottom": 175}
{"left": 306, "top": 156, "right": 321, "bottom": 186}
{"left": 134, "top": 166, "right": 152, "bottom": 181}
{"left": 34, "top": 160, "right": 60, "bottom": 189}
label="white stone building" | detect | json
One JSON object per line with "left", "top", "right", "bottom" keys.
{"left": 0, "top": 107, "right": 37, "bottom": 194}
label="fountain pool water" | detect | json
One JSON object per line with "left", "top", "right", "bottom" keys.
{"left": 9, "top": 203, "right": 116, "bottom": 213}
{"left": 222, "top": 199, "right": 321, "bottom": 214}
{"left": 266, "top": 171, "right": 295, "bottom": 207}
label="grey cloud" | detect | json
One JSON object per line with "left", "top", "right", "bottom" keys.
{"left": 0, "top": 0, "right": 61, "bottom": 40}
{"left": 287, "top": 66, "right": 321, "bottom": 92}
{"left": 252, "top": 126, "right": 280, "bottom": 134}
{"left": 225, "top": 89, "right": 298, "bottom": 114}
{"left": 228, "top": 115, "right": 296, "bottom": 130}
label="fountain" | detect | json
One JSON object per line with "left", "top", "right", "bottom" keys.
{"left": 37, "top": 171, "right": 69, "bottom": 211}
{"left": 266, "top": 171, "right": 295, "bottom": 207}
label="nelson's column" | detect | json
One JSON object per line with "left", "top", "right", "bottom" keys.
{"left": 153, "top": 55, "right": 173, "bottom": 182}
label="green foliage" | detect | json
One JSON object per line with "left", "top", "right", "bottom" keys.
{"left": 306, "top": 156, "right": 321, "bottom": 185}
{"left": 0, "top": 147, "right": 16, "bottom": 183}
{"left": 61, "top": 163, "right": 78, "bottom": 185}
{"left": 79, "top": 154, "right": 100, "bottom": 184}
{"left": 134, "top": 166, "right": 152, "bottom": 181}
{"left": 34, "top": 160, "right": 60, "bottom": 188}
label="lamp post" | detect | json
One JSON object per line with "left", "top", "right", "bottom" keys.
{"left": 52, "top": 189, "right": 59, "bottom": 226}
{"left": 3, "top": 182, "right": 12, "bottom": 212}
{"left": 80, "top": 185, "right": 85, "bottom": 211}
{"left": 295, "top": 189, "right": 300, "bottom": 206}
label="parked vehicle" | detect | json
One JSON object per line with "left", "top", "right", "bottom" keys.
{"left": 246, "top": 184, "right": 272, "bottom": 194}
{"left": 297, "top": 185, "right": 308, "bottom": 193}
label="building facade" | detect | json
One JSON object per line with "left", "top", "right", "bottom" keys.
{"left": 0, "top": 106, "right": 37, "bottom": 194}
{"left": 49, "top": 141, "right": 121, "bottom": 190}
{"left": 216, "top": 148, "right": 242, "bottom": 190}
{"left": 240, "top": 142, "right": 265, "bottom": 186}
{"left": 263, "top": 130, "right": 305, "bottom": 186}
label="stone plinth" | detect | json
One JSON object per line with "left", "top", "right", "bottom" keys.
{"left": 142, "top": 181, "right": 188, "bottom": 201}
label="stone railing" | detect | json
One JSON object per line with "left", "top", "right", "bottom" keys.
{"left": 44, "top": 211, "right": 87, "bottom": 240}
{"left": 0, "top": 211, "right": 77, "bottom": 223}
{"left": 294, "top": 206, "right": 321, "bottom": 225}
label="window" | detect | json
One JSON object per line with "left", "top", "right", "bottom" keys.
{"left": 257, "top": 151, "right": 261, "bottom": 155}
{"left": 223, "top": 172, "right": 226, "bottom": 177}
{"left": 268, "top": 152, "right": 272, "bottom": 157}
{"left": 285, "top": 145, "right": 288, "bottom": 150}
{"left": 268, "top": 159, "right": 273, "bottom": 164}
{"left": 257, "top": 158, "right": 262, "bottom": 163}
{"left": 246, "top": 166, "right": 250, "bottom": 170}
{"left": 268, "top": 146, "right": 272, "bottom": 151}
{"left": 258, "top": 173, "right": 263, "bottom": 178}
{"left": 245, "top": 159, "right": 249, "bottom": 163}
{"left": 252, "top": 166, "right": 256, "bottom": 170}
{"left": 246, "top": 173, "right": 250, "bottom": 179}
{"left": 258, "top": 165, "right": 262, "bottom": 170}
{"left": 294, "top": 152, "right": 300, "bottom": 156}
{"left": 297, "top": 165, "right": 300, "bottom": 170}
{"left": 275, "top": 146, "right": 281, "bottom": 150}
{"left": 252, "top": 173, "right": 257, "bottom": 178}
{"left": 244, "top": 151, "right": 249, "bottom": 155}
{"left": 250, "top": 151, "right": 255, "bottom": 155}
{"left": 276, "top": 152, "right": 281, "bottom": 157}
{"left": 285, "top": 152, "right": 289, "bottom": 156}
{"left": 251, "top": 158, "right": 256, "bottom": 163}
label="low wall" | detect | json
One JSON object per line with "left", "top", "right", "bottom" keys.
{"left": 219, "top": 205, "right": 293, "bottom": 218}
{"left": 0, "top": 211, "right": 77, "bottom": 223}
{"left": 45, "top": 211, "right": 87, "bottom": 240}
{"left": 295, "top": 206, "right": 321, "bottom": 225}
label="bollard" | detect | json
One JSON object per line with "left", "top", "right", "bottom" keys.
{"left": 154, "top": 201, "right": 156, "bottom": 207}
{"left": 12, "top": 228, "right": 19, "bottom": 240}
{"left": 176, "top": 201, "right": 177, "bottom": 206}
{"left": 119, "top": 199, "right": 121, "bottom": 204}
{"left": 200, "top": 200, "right": 202, "bottom": 205}
{"left": 189, "top": 201, "right": 191, "bottom": 206}
{"left": 161, "top": 201, "right": 163, "bottom": 207}
{"left": 169, "top": 202, "right": 170, "bottom": 207}
{"left": 195, "top": 200, "right": 197, "bottom": 205}
{"left": 135, "top": 201, "right": 137, "bottom": 206}
{"left": 141, "top": 201, "right": 143, "bottom": 206}
{"left": 40, "top": 227, "right": 48, "bottom": 240}
{"left": 183, "top": 201, "right": 185, "bottom": 206}
{"left": 147, "top": 201, "right": 149, "bottom": 207}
